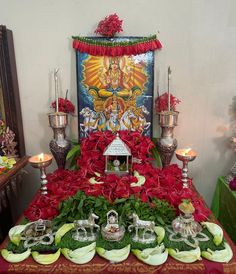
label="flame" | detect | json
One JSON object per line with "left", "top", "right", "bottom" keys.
{"left": 184, "top": 148, "right": 191, "bottom": 156}
{"left": 38, "top": 153, "right": 44, "bottom": 162}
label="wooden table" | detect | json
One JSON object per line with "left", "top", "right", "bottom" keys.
{"left": 0, "top": 156, "right": 29, "bottom": 243}
{"left": 0, "top": 179, "right": 236, "bottom": 274}
{"left": 0, "top": 234, "right": 235, "bottom": 274}
{"left": 1, "top": 220, "right": 236, "bottom": 273}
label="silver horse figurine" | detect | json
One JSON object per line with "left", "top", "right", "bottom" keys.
{"left": 73, "top": 213, "right": 100, "bottom": 241}
{"left": 128, "top": 212, "right": 156, "bottom": 243}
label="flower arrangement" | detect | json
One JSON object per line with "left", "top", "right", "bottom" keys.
{"left": 24, "top": 130, "right": 210, "bottom": 223}
{"left": 0, "top": 156, "right": 16, "bottom": 174}
{"left": 51, "top": 98, "right": 75, "bottom": 114}
{"left": 95, "top": 13, "right": 123, "bottom": 37}
{"left": 0, "top": 119, "right": 18, "bottom": 157}
{"left": 155, "top": 92, "right": 181, "bottom": 113}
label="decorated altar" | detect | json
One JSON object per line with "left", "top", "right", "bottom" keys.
{"left": 0, "top": 14, "right": 236, "bottom": 274}
{"left": 0, "top": 130, "right": 235, "bottom": 273}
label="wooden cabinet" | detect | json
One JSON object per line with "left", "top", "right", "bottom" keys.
{"left": 0, "top": 25, "right": 26, "bottom": 243}
{"left": 0, "top": 156, "right": 29, "bottom": 243}
{"left": 0, "top": 25, "right": 25, "bottom": 157}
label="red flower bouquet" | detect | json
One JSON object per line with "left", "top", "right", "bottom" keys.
{"left": 155, "top": 92, "right": 181, "bottom": 113}
{"left": 95, "top": 13, "right": 123, "bottom": 37}
{"left": 51, "top": 98, "right": 75, "bottom": 114}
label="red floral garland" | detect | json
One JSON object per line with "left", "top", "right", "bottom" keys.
{"left": 24, "top": 131, "right": 211, "bottom": 222}
{"left": 72, "top": 36, "right": 162, "bottom": 57}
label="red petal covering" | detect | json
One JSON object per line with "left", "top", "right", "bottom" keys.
{"left": 72, "top": 39, "right": 162, "bottom": 57}
{"left": 24, "top": 131, "right": 211, "bottom": 222}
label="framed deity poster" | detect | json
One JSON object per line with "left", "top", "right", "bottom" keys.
{"left": 0, "top": 25, "right": 25, "bottom": 157}
{"left": 76, "top": 37, "right": 155, "bottom": 139}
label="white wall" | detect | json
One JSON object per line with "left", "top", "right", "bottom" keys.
{"left": 1, "top": 0, "right": 236, "bottom": 206}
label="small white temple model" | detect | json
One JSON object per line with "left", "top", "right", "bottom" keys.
{"left": 103, "top": 133, "right": 132, "bottom": 176}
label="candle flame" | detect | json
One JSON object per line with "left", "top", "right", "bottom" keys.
{"left": 38, "top": 153, "right": 44, "bottom": 162}
{"left": 184, "top": 148, "right": 191, "bottom": 156}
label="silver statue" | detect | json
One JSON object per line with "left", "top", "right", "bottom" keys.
{"left": 21, "top": 219, "right": 55, "bottom": 248}
{"left": 128, "top": 213, "right": 156, "bottom": 244}
{"left": 101, "top": 210, "right": 125, "bottom": 241}
{"left": 167, "top": 202, "right": 209, "bottom": 248}
{"left": 73, "top": 213, "right": 100, "bottom": 242}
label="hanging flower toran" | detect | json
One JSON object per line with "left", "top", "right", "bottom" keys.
{"left": 72, "top": 35, "right": 162, "bottom": 57}
{"left": 73, "top": 14, "right": 162, "bottom": 56}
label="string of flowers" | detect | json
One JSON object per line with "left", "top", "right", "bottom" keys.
{"left": 72, "top": 13, "right": 162, "bottom": 56}
{"left": 72, "top": 35, "right": 162, "bottom": 56}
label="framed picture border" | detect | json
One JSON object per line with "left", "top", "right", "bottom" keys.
{"left": 0, "top": 25, "right": 25, "bottom": 157}
{"left": 76, "top": 36, "right": 154, "bottom": 140}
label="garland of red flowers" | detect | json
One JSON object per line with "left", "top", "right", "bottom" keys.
{"left": 72, "top": 35, "right": 162, "bottom": 56}
{"left": 24, "top": 131, "right": 211, "bottom": 223}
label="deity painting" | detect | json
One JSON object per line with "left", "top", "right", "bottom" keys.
{"left": 76, "top": 37, "right": 154, "bottom": 139}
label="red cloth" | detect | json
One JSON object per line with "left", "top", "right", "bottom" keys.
{"left": 202, "top": 260, "right": 224, "bottom": 274}
{"left": 0, "top": 253, "right": 235, "bottom": 274}
{"left": 1, "top": 186, "right": 236, "bottom": 273}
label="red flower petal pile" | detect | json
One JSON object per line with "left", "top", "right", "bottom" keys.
{"left": 24, "top": 131, "right": 211, "bottom": 222}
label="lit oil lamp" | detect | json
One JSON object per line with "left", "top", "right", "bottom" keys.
{"left": 175, "top": 148, "right": 197, "bottom": 188}
{"left": 28, "top": 153, "right": 53, "bottom": 195}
